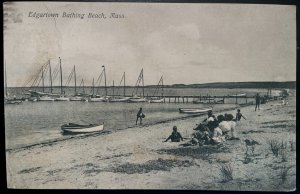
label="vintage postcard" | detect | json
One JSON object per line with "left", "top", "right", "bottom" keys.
{"left": 4, "top": 2, "right": 296, "bottom": 190}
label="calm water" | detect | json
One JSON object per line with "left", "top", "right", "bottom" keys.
{"left": 5, "top": 87, "right": 276, "bottom": 149}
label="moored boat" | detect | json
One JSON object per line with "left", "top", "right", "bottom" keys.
{"left": 69, "top": 96, "right": 85, "bottom": 101}
{"left": 89, "top": 96, "right": 107, "bottom": 102}
{"left": 179, "top": 107, "right": 212, "bottom": 114}
{"left": 193, "top": 99, "right": 224, "bottom": 104}
{"left": 148, "top": 76, "right": 164, "bottom": 103}
{"left": 109, "top": 96, "right": 130, "bottom": 102}
{"left": 148, "top": 97, "right": 164, "bottom": 103}
{"left": 128, "top": 96, "right": 148, "bottom": 103}
{"left": 230, "top": 93, "right": 246, "bottom": 97}
{"left": 5, "top": 99, "right": 22, "bottom": 104}
{"left": 38, "top": 96, "right": 55, "bottom": 101}
{"left": 55, "top": 96, "right": 70, "bottom": 101}
{"left": 61, "top": 123, "right": 104, "bottom": 134}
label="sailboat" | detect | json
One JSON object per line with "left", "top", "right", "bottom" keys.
{"left": 4, "top": 60, "right": 22, "bottom": 104}
{"left": 69, "top": 66, "right": 86, "bottom": 101}
{"left": 148, "top": 75, "right": 164, "bottom": 103}
{"left": 38, "top": 61, "right": 55, "bottom": 101}
{"left": 89, "top": 65, "right": 108, "bottom": 102}
{"left": 128, "top": 68, "right": 147, "bottom": 103}
{"left": 109, "top": 72, "right": 130, "bottom": 102}
{"left": 55, "top": 57, "right": 69, "bottom": 101}
{"left": 24, "top": 59, "right": 61, "bottom": 101}
{"left": 70, "top": 78, "right": 88, "bottom": 101}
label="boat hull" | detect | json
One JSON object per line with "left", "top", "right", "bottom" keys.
{"left": 148, "top": 98, "right": 164, "bottom": 103}
{"left": 61, "top": 123, "right": 104, "bottom": 134}
{"left": 128, "top": 98, "right": 148, "bottom": 103}
{"left": 109, "top": 97, "right": 130, "bottom": 102}
{"left": 89, "top": 97, "right": 106, "bottom": 102}
{"left": 70, "top": 96, "right": 85, "bottom": 101}
{"left": 230, "top": 93, "right": 246, "bottom": 97}
{"left": 5, "top": 100, "right": 22, "bottom": 104}
{"left": 193, "top": 99, "right": 224, "bottom": 104}
{"left": 55, "top": 97, "right": 70, "bottom": 101}
{"left": 179, "top": 107, "right": 212, "bottom": 114}
{"left": 38, "top": 96, "right": 55, "bottom": 101}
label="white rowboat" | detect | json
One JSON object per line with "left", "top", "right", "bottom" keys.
{"left": 179, "top": 107, "right": 212, "bottom": 114}
{"left": 128, "top": 97, "right": 148, "bottom": 103}
{"left": 61, "top": 123, "right": 104, "bottom": 134}
{"left": 148, "top": 98, "right": 164, "bottom": 103}
{"left": 230, "top": 93, "right": 246, "bottom": 97}
{"left": 38, "top": 96, "right": 55, "bottom": 101}
{"left": 109, "top": 97, "right": 130, "bottom": 102}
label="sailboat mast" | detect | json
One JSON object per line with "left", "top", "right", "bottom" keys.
{"left": 161, "top": 76, "right": 164, "bottom": 98}
{"left": 5, "top": 60, "right": 8, "bottom": 97}
{"left": 92, "top": 78, "right": 95, "bottom": 96}
{"left": 49, "top": 60, "right": 52, "bottom": 93}
{"left": 103, "top": 65, "right": 107, "bottom": 96}
{"left": 59, "top": 57, "right": 63, "bottom": 95}
{"left": 142, "top": 68, "right": 144, "bottom": 97}
{"left": 82, "top": 79, "right": 85, "bottom": 94}
{"left": 123, "top": 72, "right": 125, "bottom": 96}
{"left": 113, "top": 80, "right": 114, "bottom": 96}
{"left": 74, "top": 66, "right": 77, "bottom": 95}
{"left": 41, "top": 65, "right": 44, "bottom": 92}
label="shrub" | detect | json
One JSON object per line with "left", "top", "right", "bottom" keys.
{"left": 219, "top": 163, "right": 233, "bottom": 182}
{"left": 280, "top": 140, "right": 287, "bottom": 150}
{"left": 268, "top": 140, "right": 281, "bottom": 157}
{"left": 290, "top": 141, "right": 295, "bottom": 151}
{"left": 280, "top": 150, "right": 288, "bottom": 162}
{"left": 279, "top": 165, "right": 289, "bottom": 183}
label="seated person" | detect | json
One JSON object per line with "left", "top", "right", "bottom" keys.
{"left": 225, "top": 113, "right": 238, "bottom": 139}
{"left": 202, "top": 110, "right": 216, "bottom": 125}
{"left": 191, "top": 123, "right": 211, "bottom": 145}
{"left": 217, "top": 115, "right": 231, "bottom": 134}
{"left": 164, "top": 126, "right": 184, "bottom": 142}
{"left": 210, "top": 120, "right": 225, "bottom": 144}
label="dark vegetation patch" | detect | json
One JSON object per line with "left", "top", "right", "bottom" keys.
{"left": 18, "top": 167, "right": 41, "bottom": 174}
{"left": 261, "top": 124, "right": 294, "bottom": 129}
{"left": 261, "top": 120, "right": 290, "bottom": 125}
{"left": 109, "top": 158, "right": 195, "bottom": 174}
{"left": 95, "top": 153, "right": 132, "bottom": 160}
{"left": 242, "top": 130, "right": 265, "bottom": 134}
{"left": 158, "top": 145, "right": 229, "bottom": 159}
{"left": 46, "top": 169, "right": 62, "bottom": 176}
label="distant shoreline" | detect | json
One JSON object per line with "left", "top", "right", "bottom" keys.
{"left": 5, "top": 81, "right": 296, "bottom": 89}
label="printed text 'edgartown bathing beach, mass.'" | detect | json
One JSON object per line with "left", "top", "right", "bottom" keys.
{"left": 28, "top": 12, "right": 125, "bottom": 19}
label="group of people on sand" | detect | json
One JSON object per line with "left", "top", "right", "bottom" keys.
{"left": 164, "top": 109, "right": 246, "bottom": 146}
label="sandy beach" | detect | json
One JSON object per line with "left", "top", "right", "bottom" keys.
{"left": 6, "top": 91, "right": 296, "bottom": 190}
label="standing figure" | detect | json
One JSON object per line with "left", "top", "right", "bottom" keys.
{"left": 235, "top": 109, "right": 246, "bottom": 121}
{"left": 136, "top": 107, "right": 144, "bottom": 125}
{"left": 255, "top": 93, "right": 260, "bottom": 111}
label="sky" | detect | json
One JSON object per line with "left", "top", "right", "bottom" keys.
{"left": 3, "top": 2, "right": 296, "bottom": 87}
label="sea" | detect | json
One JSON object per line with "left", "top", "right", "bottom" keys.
{"left": 5, "top": 87, "right": 281, "bottom": 149}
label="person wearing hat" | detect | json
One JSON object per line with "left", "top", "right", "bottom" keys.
{"left": 164, "top": 126, "right": 184, "bottom": 142}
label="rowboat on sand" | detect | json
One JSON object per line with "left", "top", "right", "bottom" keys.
{"left": 61, "top": 123, "right": 104, "bottom": 134}
{"left": 179, "top": 107, "right": 212, "bottom": 114}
